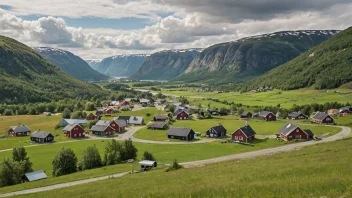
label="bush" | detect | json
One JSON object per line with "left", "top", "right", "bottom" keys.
{"left": 166, "top": 160, "right": 183, "bottom": 172}
{"left": 3, "top": 109, "right": 13, "bottom": 116}
{"left": 52, "top": 148, "right": 77, "bottom": 177}
{"left": 146, "top": 113, "right": 151, "bottom": 117}
{"left": 143, "top": 151, "right": 156, "bottom": 161}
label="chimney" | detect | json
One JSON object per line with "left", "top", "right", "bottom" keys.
{"left": 245, "top": 121, "right": 248, "bottom": 127}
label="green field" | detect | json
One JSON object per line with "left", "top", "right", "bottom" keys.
{"left": 18, "top": 137, "right": 352, "bottom": 198}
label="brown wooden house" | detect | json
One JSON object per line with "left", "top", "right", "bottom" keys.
{"left": 63, "top": 124, "right": 85, "bottom": 138}
{"left": 339, "top": 107, "right": 352, "bottom": 117}
{"left": 279, "top": 123, "right": 314, "bottom": 141}
{"left": 86, "top": 113, "right": 97, "bottom": 121}
{"left": 231, "top": 125, "right": 256, "bottom": 142}
{"left": 258, "top": 111, "right": 276, "bottom": 121}
{"left": 312, "top": 112, "right": 335, "bottom": 124}
{"left": 8, "top": 125, "right": 31, "bottom": 137}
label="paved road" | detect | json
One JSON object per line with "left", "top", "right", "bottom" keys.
{"left": 0, "top": 125, "right": 349, "bottom": 197}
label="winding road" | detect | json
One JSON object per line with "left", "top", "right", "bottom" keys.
{"left": 0, "top": 125, "right": 350, "bottom": 197}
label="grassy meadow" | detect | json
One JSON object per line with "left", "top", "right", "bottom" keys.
{"left": 18, "top": 137, "right": 352, "bottom": 198}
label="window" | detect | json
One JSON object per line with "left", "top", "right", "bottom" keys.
{"left": 296, "top": 129, "right": 299, "bottom": 132}
{"left": 295, "top": 135, "right": 301, "bottom": 140}
{"left": 239, "top": 136, "right": 243, "bottom": 140}
{"left": 235, "top": 136, "right": 238, "bottom": 140}
{"left": 289, "top": 136, "right": 292, "bottom": 139}
{"left": 326, "top": 118, "right": 331, "bottom": 121}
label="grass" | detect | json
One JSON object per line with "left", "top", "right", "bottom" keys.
{"left": 17, "top": 137, "right": 352, "bottom": 198}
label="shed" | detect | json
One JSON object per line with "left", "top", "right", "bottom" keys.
{"left": 139, "top": 160, "right": 157, "bottom": 170}
{"left": 22, "top": 170, "right": 47, "bottom": 182}
{"left": 167, "top": 127, "right": 195, "bottom": 141}
{"left": 30, "top": 131, "right": 54, "bottom": 143}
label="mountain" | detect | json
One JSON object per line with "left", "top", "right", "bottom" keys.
{"left": 86, "top": 60, "right": 101, "bottom": 70}
{"left": 129, "top": 49, "right": 202, "bottom": 80}
{"left": 174, "top": 30, "right": 340, "bottom": 84}
{"left": 34, "top": 47, "right": 109, "bottom": 81}
{"left": 93, "top": 55, "right": 147, "bottom": 77}
{"left": 247, "top": 27, "right": 352, "bottom": 90}
{"left": 0, "top": 36, "right": 107, "bottom": 104}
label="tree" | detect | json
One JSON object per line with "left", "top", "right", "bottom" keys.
{"left": 52, "top": 148, "right": 77, "bottom": 177}
{"left": 78, "top": 146, "right": 102, "bottom": 171}
{"left": 62, "top": 108, "right": 71, "bottom": 119}
{"left": 85, "top": 102, "right": 95, "bottom": 111}
{"left": 103, "top": 139, "right": 122, "bottom": 165}
{"left": 12, "top": 147, "right": 33, "bottom": 173}
{"left": 238, "top": 108, "right": 245, "bottom": 115}
{"left": 0, "top": 159, "right": 25, "bottom": 187}
{"left": 143, "top": 151, "right": 155, "bottom": 161}
{"left": 121, "top": 139, "right": 138, "bottom": 161}
{"left": 70, "top": 111, "right": 87, "bottom": 119}
{"left": 168, "top": 105, "right": 175, "bottom": 113}
{"left": 3, "top": 109, "right": 13, "bottom": 116}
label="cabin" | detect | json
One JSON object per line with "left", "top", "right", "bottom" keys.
{"left": 339, "top": 106, "right": 352, "bottom": 117}
{"left": 86, "top": 113, "right": 97, "bottom": 121}
{"left": 8, "top": 125, "right": 31, "bottom": 137}
{"left": 154, "top": 114, "right": 169, "bottom": 122}
{"left": 279, "top": 123, "right": 314, "bottom": 141}
{"left": 312, "top": 112, "right": 335, "bottom": 125}
{"left": 22, "top": 170, "right": 47, "bottom": 182}
{"left": 206, "top": 125, "right": 227, "bottom": 138}
{"left": 30, "top": 131, "right": 54, "bottom": 143}
{"left": 58, "top": 119, "right": 88, "bottom": 127}
{"left": 90, "top": 124, "right": 114, "bottom": 136}
{"left": 104, "top": 108, "right": 114, "bottom": 116}
{"left": 116, "top": 116, "right": 144, "bottom": 125}
{"left": 173, "top": 106, "right": 190, "bottom": 120}
{"left": 96, "top": 120, "right": 126, "bottom": 133}
{"left": 147, "top": 122, "right": 168, "bottom": 130}
{"left": 231, "top": 125, "right": 256, "bottom": 142}
{"left": 288, "top": 111, "right": 308, "bottom": 120}
{"left": 63, "top": 124, "right": 85, "bottom": 138}
{"left": 240, "top": 112, "right": 252, "bottom": 119}
{"left": 167, "top": 127, "right": 195, "bottom": 141}
{"left": 258, "top": 111, "right": 276, "bottom": 121}
{"left": 139, "top": 160, "right": 157, "bottom": 171}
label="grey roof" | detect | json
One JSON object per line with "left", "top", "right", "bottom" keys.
{"left": 95, "top": 120, "right": 111, "bottom": 126}
{"left": 209, "top": 125, "right": 227, "bottom": 134}
{"left": 241, "top": 111, "right": 252, "bottom": 116}
{"left": 30, "top": 131, "right": 52, "bottom": 139}
{"left": 10, "top": 125, "right": 31, "bottom": 133}
{"left": 116, "top": 116, "right": 130, "bottom": 122}
{"left": 115, "top": 119, "right": 127, "bottom": 127}
{"left": 167, "top": 127, "right": 194, "bottom": 137}
{"left": 154, "top": 114, "right": 169, "bottom": 120}
{"left": 91, "top": 125, "right": 111, "bottom": 132}
{"left": 24, "top": 170, "right": 47, "bottom": 182}
{"left": 340, "top": 106, "right": 351, "bottom": 111}
{"left": 173, "top": 106, "right": 190, "bottom": 116}
{"left": 63, "top": 124, "right": 82, "bottom": 131}
{"left": 62, "top": 119, "right": 88, "bottom": 125}
{"left": 128, "top": 116, "right": 144, "bottom": 125}
{"left": 140, "top": 99, "right": 150, "bottom": 103}
{"left": 148, "top": 122, "right": 168, "bottom": 129}
{"left": 139, "top": 160, "right": 156, "bottom": 166}
{"left": 279, "top": 123, "right": 301, "bottom": 136}
{"left": 259, "top": 111, "right": 274, "bottom": 117}
{"left": 288, "top": 111, "right": 307, "bottom": 118}
{"left": 236, "top": 125, "right": 256, "bottom": 137}
{"left": 312, "top": 112, "right": 330, "bottom": 120}
{"left": 304, "top": 129, "right": 314, "bottom": 137}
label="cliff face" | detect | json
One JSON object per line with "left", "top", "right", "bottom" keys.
{"left": 175, "top": 30, "right": 340, "bottom": 83}
{"left": 129, "top": 49, "right": 201, "bottom": 80}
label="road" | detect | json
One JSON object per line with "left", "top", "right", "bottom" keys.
{"left": 0, "top": 125, "right": 350, "bottom": 197}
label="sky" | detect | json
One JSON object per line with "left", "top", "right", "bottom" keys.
{"left": 0, "top": 0, "right": 351, "bottom": 60}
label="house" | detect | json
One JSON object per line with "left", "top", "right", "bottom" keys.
{"left": 116, "top": 116, "right": 144, "bottom": 125}
{"left": 147, "top": 122, "right": 168, "bottom": 130}
{"left": 86, "top": 113, "right": 97, "bottom": 121}
{"left": 258, "top": 111, "right": 276, "bottom": 121}
{"left": 63, "top": 124, "right": 85, "bottom": 138}
{"left": 312, "top": 112, "right": 335, "bottom": 124}
{"left": 240, "top": 112, "right": 252, "bottom": 119}
{"left": 119, "top": 101, "right": 130, "bottom": 107}
{"left": 279, "top": 123, "right": 314, "bottom": 141}
{"left": 58, "top": 119, "right": 88, "bottom": 127}
{"left": 90, "top": 124, "right": 114, "bottom": 136}
{"left": 104, "top": 108, "right": 114, "bottom": 116}
{"left": 110, "top": 101, "right": 120, "bottom": 106}
{"left": 252, "top": 113, "right": 259, "bottom": 118}
{"left": 139, "top": 160, "right": 157, "bottom": 170}
{"left": 95, "top": 107, "right": 104, "bottom": 116}
{"left": 22, "top": 170, "right": 47, "bottom": 182}
{"left": 231, "top": 125, "right": 256, "bottom": 142}
{"left": 206, "top": 125, "right": 227, "bottom": 138}
{"left": 96, "top": 120, "right": 126, "bottom": 133}
{"left": 327, "top": 109, "right": 339, "bottom": 115}
{"left": 8, "top": 125, "right": 31, "bottom": 137}
{"left": 30, "top": 131, "right": 54, "bottom": 143}
{"left": 167, "top": 127, "right": 195, "bottom": 141}
{"left": 140, "top": 99, "right": 151, "bottom": 105}
{"left": 288, "top": 111, "right": 308, "bottom": 120}
{"left": 154, "top": 114, "right": 169, "bottom": 122}
{"left": 339, "top": 106, "right": 352, "bottom": 117}
{"left": 173, "top": 106, "right": 190, "bottom": 120}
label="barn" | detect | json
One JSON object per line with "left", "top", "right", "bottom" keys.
{"left": 8, "top": 125, "right": 31, "bottom": 137}
{"left": 63, "top": 124, "right": 85, "bottom": 138}
{"left": 231, "top": 125, "right": 256, "bottom": 142}
{"left": 312, "top": 112, "right": 335, "bottom": 124}
{"left": 30, "top": 131, "right": 54, "bottom": 143}
{"left": 258, "top": 111, "right": 276, "bottom": 121}
{"left": 206, "top": 125, "right": 227, "bottom": 138}
{"left": 279, "top": 123, "right": 314, "bottom": 141}
{"left": 167, "top": 127, "right": 195, "bottom": 141}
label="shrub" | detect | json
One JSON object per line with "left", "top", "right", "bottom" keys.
{"left": 146, "top": 113, "right": 151, "bottom": 117}
{"left": 166, "top": 160, "right": 183, "bottom": 172}
{"left": 143, "top": 151, "right": 156, "bottom": 161}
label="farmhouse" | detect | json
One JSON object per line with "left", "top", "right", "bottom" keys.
{"left": 206, "top": 125, "right": 227, "bottom": 138}
{"left": 90, "top": 124, "right": 114, "bottom": 136}
{"left": 279, "top": 123, "right": 314, "bottom": 141}
{"left": 312, "top": 112, "right": 335, "bottom": 124}
{"left": 167, "top": 127, "right": 195, "bottom": 141}
{"left": 173, "top": 106, "right": 190, "bottom": 120}
{"left": 258, "top": 111, "right": 276, "bottom": 121}
{"left": 154, "top": 114, "right": 169, "bottom": 122}
{"left": 231, "top": 125, "right": 256, "bottom": 142}
{"left": 8, "top": 125, "right": 31, "bottom": 137}
{"left": 288, "top": 111, "right": 308, "bottom": 120}
{"left": 58, "top": 119, "right": 88, "bottom": 127}
{"left": 22, "top": 170, "right": 48, "bottom": 182}
{"left": 240, "top": 111, "right": 252, "bottom": 119}
{"left": 116, "top": 116, "right": 144, "bottom": 125}
{"left": 63, "top": 124, "right": 85, "bottom": 138}
{"left": 30, "top": 131, "right": 54, "bottom": 143}
{"left": 147, "top": 122, "right": 168, "bottom": 130}
{"left": 86, "top": 113, "right": 98, "bottom": 121}
{"left": 339, "top": 106, "right": 352, "bottom": 116}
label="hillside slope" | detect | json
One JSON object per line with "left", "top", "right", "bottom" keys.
{"left": 95, "top": 55, "right": 146, "bottom": 77}
{"left": 247, "top": 27, "right": 352, "bottom": 90}
{"left": 129, "top": 49, "right": 201, "bottom": 80}
{"left": 86, "top": 60, "right": 101, "bottom": 70}
{"left": 0, "top": 36, "right": 107, "bottom": 104}
{"left": 35, "top": 47, "right": 109, "bottom": 81}
{"left": 175, "top": 30, "right": 340, "bottom": 84}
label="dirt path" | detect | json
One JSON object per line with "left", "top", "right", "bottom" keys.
{"left": 0, "top": 125, "right": 349, "bottom": 197}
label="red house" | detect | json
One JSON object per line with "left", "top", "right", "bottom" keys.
{"left": 8, "top": 126, "right": 31, "bottom": 137}
{"left": 96, "top": 120, "right": 127, "bottom": 133}
{"left": 231, "top": 125, "right": 256, "bottom": 142}
{"left": 104, "top": 108, "right": 114, "bottom": 116}
{"left": 339, "top": 107, "right": 352, "bottom": 117}
{"left": 173, "top": 107, "right": 190, "bottom": 120}
{"left": 91, "top": 125, "right": 114, "bottom": 136}
{"left": 63, "top": 124, "right": 85, "bottom": 138}
{"left": 86, "top": 113, "right": 97, "bottom": 121}
{"left": 258, "top": 111, "right": 276, "bottom": 121}
{"left": 279, "top": 123, "right": 314, "bottom": 141}
{"left": 312, "top": 112, "right": 335, "bottom": 124}
{"left": 119, "top": 101, "right": 130, "bottom": 107}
